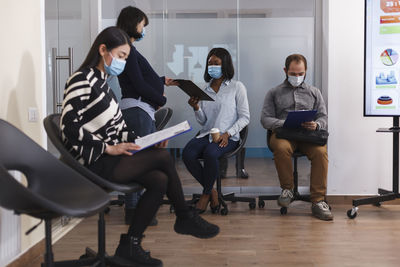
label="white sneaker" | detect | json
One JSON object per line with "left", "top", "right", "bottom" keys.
{"left": 277, "top": 189, "right": 294, "bottom": 207}
{"left": 311, "top": 201, "right": 333, "bottom": 221}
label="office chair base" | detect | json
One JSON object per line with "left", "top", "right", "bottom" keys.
{"left": 347, "top": 188, "right": 398, "bottom": 219}
{"left": 258, "top": 192, "right": 311, "bottom": 215}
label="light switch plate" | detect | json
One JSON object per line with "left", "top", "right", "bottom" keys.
{"left": 28, "top": 107, "right": 38, "bottom": 122}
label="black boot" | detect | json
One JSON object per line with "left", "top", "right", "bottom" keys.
{"left": 113, "top": 234, "right": 163, "bottom": 267}
{"left": 174, "top": 209, "right": 219, "bottom": 239}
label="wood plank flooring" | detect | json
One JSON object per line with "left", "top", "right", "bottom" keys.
{"left": 27, "top": 158, "right": 400, "bottom": 267}
{"left": 29, "top": 202, "right": 400, "bottom": 267}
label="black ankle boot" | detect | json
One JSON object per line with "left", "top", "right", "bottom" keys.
{"left": 114, "top": 234, "right": 163, "bottom": 267}
{"left": 174, "top": 209, "right": 219, "bottom": 239}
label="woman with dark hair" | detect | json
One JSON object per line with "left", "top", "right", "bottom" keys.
{"left": 182, "top": 48, "right": 250, "bottom": 213}
{"left": 116, "top": 6, "right": 178, "bottom": 224}
{"left": 61, "top": 26, "right": 219, "bottom": 267}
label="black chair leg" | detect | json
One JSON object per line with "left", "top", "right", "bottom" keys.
{"left": 236, "top": 148, "right": 249, "bottom": 179}
{"left": 97, "top": 212, "right": 106, "bottom": 266}
{"left": 219, "top": 158, "right": 228, "bottom": 178}
{"left": 44, "top": 219, "right": 54, "bottom": 267}
{"left": 258, "top": 155, "right": 310, "bottom": 212}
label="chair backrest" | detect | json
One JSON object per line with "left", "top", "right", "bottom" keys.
{"left": 154, "top": 107, "right": 173, "bottom": 131}
{"left": 0, "top": 119, "right": 110, "bottom": 219}
{"left": 43, "top": 114, "right": 142, "bottom": 194}
{"left": 221, "top": 126, "right": 249, "bottom": 159}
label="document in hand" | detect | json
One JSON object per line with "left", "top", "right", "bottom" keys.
{"left": 283, "top": 110, "right": 317, "bottom": 129}
{"left": 134, "top": 121, "right": 192, "bottom": 152}
{"left": 174, "top": 79, "right": 214, "bottom": 101}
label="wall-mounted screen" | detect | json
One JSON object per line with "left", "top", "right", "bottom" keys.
{"left": 365, "top": 0, "right": 400, "bottom": 116}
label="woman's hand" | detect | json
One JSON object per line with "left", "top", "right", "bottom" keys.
{"left": 218, "top": 132, "right": 230, "bottom": 147}
{"left": 188, "top": 96, "right": 200, "bottom": 111}
{"left": 155, "top": 140, "right": 169, "bottom": 148}
{"left": 165, "top": 77, "right": 179, "bottom": 86}
{"left": 105, "top": 143, "right": 141, "bottom": 156}
{"left": 301, "top": 121, "right": 317, "bottom": 131}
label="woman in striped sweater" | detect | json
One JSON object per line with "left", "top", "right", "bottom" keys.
{"left": 60, "top": 26, "right": 219, "bottom": 267}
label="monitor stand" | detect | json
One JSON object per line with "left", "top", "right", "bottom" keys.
{"left": 347, "top": 116, "right": 400, "bottom": 219}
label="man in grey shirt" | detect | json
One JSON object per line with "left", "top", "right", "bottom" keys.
{"left": 260, "top": 54, "right": 332, "bottom": 221}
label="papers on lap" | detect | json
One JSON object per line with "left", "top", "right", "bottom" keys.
{"left": 134, "top": 121, "right": 192, "bottom": 151}
{"left": 283, "top": 110, "right": 317, "bottom": 129}
{"left": 174, "top": 79, "right": 214, "bottom": 101}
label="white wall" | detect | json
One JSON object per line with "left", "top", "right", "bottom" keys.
{"left": 0, "top": 0, "right": 46, "bottom": 263}
{"left": 325, "top": 0, "right": 393, "bottom": 195}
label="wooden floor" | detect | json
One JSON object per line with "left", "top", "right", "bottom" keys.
{"left": 30, "top": 202, "right": 400, "bottom": 267}
{"left": 28, "top": 158, "right": 400, "bottom": 266}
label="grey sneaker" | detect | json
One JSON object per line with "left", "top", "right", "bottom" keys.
{"left": 311, "top": 201, "right": 333, "bottom": 221}
{"left": 277, "top": 189, "right": 294, "bottom": 207}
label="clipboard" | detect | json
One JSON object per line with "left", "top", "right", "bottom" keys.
{"left": 174, "top": 79, "right": 214, "bottom": 101}
{"left": 283, "top": 110, "right": 317, "bottom": 129}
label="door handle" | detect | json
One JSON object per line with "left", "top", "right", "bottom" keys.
{"left": 52, "top": 47, "right": 74, "bottom": 113}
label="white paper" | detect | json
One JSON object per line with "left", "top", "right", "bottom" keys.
{"left": 134, "top": 120, "right": 191, "bottom": 149}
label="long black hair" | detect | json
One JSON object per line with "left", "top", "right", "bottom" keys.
{"left": 116, "top": 6, "right": 149, "bottom": 39}
{"left": 78, "top": 26, "right": 130, "bottom": 71}
{"left": 204, "top": 47, "right": 235, "bottom": 82}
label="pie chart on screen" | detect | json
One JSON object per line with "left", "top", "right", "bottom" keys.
{"left": 380, "top": 49, "right": 399, "bottom": 66}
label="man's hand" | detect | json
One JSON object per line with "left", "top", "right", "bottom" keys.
{"left": 105, "top": 143, "right": 141, "bottom": 156}
{"left": 165, "top": 77, "right": 179, "bottom": 86}
{"left": 301, "top": 121, "right": 318, "bottom": 131}
{"left": 218, "top": 132, "right": 230, "bottom": 147}
{"left": 188, "top": 96, "right": 200, "bottom": 111}
{"left": 155, "top": 140, "right": 169, "bottom": 148}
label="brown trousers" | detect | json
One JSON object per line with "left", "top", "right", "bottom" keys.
{"left": 269, "top": 133, "right": 328, "bottom": 203}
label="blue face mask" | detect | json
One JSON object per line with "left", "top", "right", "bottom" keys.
{"left": 103, "top": 54, "right": 126, "bottom": 76}
{"left": 208, "top": 65, "right": 222, "bottom": 79}
{"left": 135, "top": 27, "right": 146, "bottom": 42}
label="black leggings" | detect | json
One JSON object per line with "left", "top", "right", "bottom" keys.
{"left": 89, "top": 147, "right": 188, "bottom": 237}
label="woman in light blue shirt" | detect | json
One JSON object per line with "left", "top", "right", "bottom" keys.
{"left": 182, "top": 48, "right": 250, "bottom": 213}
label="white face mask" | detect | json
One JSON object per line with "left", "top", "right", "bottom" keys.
{"left": 288, "top": 75, "right": 305, "bottom": 87}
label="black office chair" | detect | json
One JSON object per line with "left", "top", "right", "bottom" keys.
{"left": 0, "top": 119, "right": 110, "bottom": 267}
{"left": 43, "top": 114, "right": 143, "bottom": 265}
{"left": 258, "top": 130, "right": 310, "bottom": 215}
{"left": 155, "top": 107, "right": 173, "bottom": 131}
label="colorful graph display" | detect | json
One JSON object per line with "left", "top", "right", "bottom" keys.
{"left": 365, "top": 0, "right": 400, "bottom": 116}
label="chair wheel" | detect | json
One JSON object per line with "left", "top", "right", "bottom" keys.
{"left": 373, "top": 202, "right": 381, "bottom": 207}
{"left": 280, "top": 207, "right": 287, "bottom": 215}
{"left": 258, "top": 200, "right": 265, "bottom": 208}
{"left": 249, "top": 202, "right": 256, "bottom": 209}
{"left": 169, "top": 205, "right": 175, "bottom": 213}
{"left": 220, "top": 208, "right": 228, "bottom": 215}
{"left": 238, "top": 169, "right": 249, "bottom": 179}
{"left": 211, "top": 205, "right": 220, "bottom": 214}
{"left": 104, "top": 207, "right": 110, "bottom": 214}
{"left": 347, "top": 208, "right": 358, "bottom": 219}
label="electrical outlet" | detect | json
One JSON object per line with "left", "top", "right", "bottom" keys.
{"left": 28, "top": 107, "right": 39, "bottom": 122}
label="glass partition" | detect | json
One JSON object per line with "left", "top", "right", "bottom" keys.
{"left": 101, "top": 0, "right": 316, "bottom": 151}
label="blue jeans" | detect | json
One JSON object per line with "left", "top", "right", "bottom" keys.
{"left": 122, "top": 107, "right": 156, "bottom": 209}
{"left": 182, "top": 136, "right": 239, "bottom": 194}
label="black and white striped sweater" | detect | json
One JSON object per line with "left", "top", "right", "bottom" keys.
{"left": 60, "top": 67, "right": 136, "bottom": 165}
